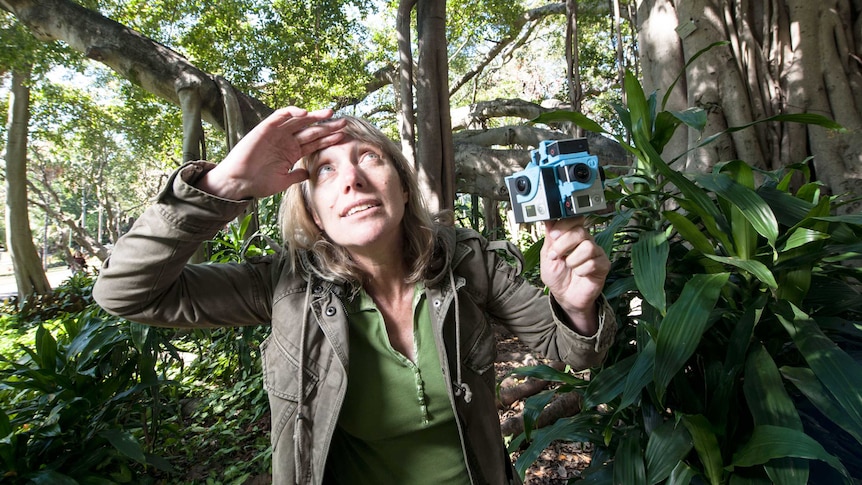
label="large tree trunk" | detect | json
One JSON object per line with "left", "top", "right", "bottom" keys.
{"left": 4, "top": 67, "right": 51, "bottom": 298}
{"left": 414, "top": 0, "right": 455, "bottom": 214}
{"left": 637, "top": 0, "right": 862, "bottom": 214}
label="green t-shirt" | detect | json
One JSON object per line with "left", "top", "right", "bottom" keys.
{"left": 327, "top": 284, "right": 472, "bottom": 484}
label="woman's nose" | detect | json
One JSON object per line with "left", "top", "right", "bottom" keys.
{"left": 340, "top": 164, "right": 365, "bottom": 192}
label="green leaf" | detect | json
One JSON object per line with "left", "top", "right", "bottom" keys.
{"left": 654, "top": 273, "right": 729, "bottom": 403}
{"left": 513, "top": 414, "right": 599, "bottom": 478}
{"left": 35, "top": 325, "right": 57, "bottom": 372}
{"left": 584, "top": 354, "right": 638, "bottom": 408}
{"left": 520, "top": 236, "right": 543, "bottom": 275}
{"left": 531, "top": 110, "right": 609, "bottom": 136}
{"left": 29, "top": 470, "right": 80, "bottom": 485}
{"left": 595, "top": 209, "right": 634, "bottom": 257}
{"left": 645, "top": 420, "right": 693, "bottom": 484}
{"left": 774, "top": 301, "right": 862, "bottom": 439}
{"left": 780, "top": 227, "right": 829, "bottom": 252}
{"left": 632, "top": 231, "right": 669, "bottom": 315}
{"left": 614, "top": 431, "right": 647, "bottom": 485}
{"left": 669, "top": 107, "right": 707, "bottom": 132}
{"left": 729, "top": 425, "right": 850, "bottom": 482}
{"left": 694, "top": 172, "right": 779, "bottom": 250}
{"left": 701, "top": 254, "right": 778, "bottom": 289}
{"left": 0, "top": 409, "right": 11, "bottom": 438}
{"left": 522, "top": 389, "right": 556, "bottom": 440}
{"left": 681, "top": 414, "right": 726, "bottom": 485}
{"left": 667, "top": 461, "right": 699, "bottom": 485}
{"left": 743, "top": 345, "right": 808, "bottom": 484}
{"left": 780, "top": 366, "right": 862, "bottom": 446}
{"left": 508, "top": 364, "right": 587, "bottom": 386}
{"left": 100, "top": 429, "right": 146, "bottom": 464}
{"left": 620, "top": 339, "right": 656, "bottom": 411}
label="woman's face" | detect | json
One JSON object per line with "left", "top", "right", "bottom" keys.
{"left": 306, "top": 138, "right": 408, "bottom": 257}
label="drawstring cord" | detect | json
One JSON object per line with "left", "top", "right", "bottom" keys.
{"left": 449, "top": 269, "right": 472, "bottom": 403}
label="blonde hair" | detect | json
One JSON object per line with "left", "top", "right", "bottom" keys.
{"left": 279, "top": 116, "right": 438, "bottom": 288}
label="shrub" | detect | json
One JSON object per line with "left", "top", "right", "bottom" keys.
{"left": 511, "top": 70, "right": 862, "bottom": 485}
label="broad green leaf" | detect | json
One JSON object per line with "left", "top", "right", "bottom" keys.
{"left": 694, "top": 172, "right": 779, "bottom": 250}
{"left": 664, "top": 211, "right": 725, "bottom": 274}
{"left": 757, "top": 185, "right": 814, "bottom": 227}
{"left": 100, "top": 429, "right": 146, "bottom": 464}
{"left": 774, "top": 301, "right": 862, "bottom": 438}
{"left": 744, "top": 345, "right": 808, "bottom": 484}
{"left": 696, "top": 114, "right": 845, "bottom": 153}
{"left": 595, "top": 209, "right": 634, "bottom": 257}
{"left": 532, "top": 110, "right": 609, "bottom": 137}
{"left": 652, "top": 111, "right": 682, "bottom": 154}
{"left": 625, "top": 70, "right": 653, "bottom": 146}
{"left": 682, "top": 414, "right": 725, "bottom": 485}
{"left": 514, "top": 414, "right": 599, "bottom": 478}
{"left": 654, "top": 273, "right": 730, "bottom": 402}
{"left": 604, "top": 276, "right": 637, "bottom": 301}
{"left": 670, "top": 107, "right": 707, "bottom": 132}
{"left": 702, "top": 254, "right": 778, "bottom": 290}
{"left": 729, "top": 425, "right": 850, "bottom": 482}
{"left": 780, "top": 227, "right": 829, "bottom": 252}
{"left": 35, "top": 325, "right": 57, "bottom": 372}
{"left": 632, "top": 231, "right": 669, "bottom": 315}
{"left": 0, "top": 409, "right": 11, "bottom": 438}
{"left": 29, "top": 470, "right": 79, "bottom": 485}
{"left": 645, "top": 420, "right": 693, "bottom": 484}
{"left": 521, "top": 237, "right": 543, "bottom": 275}
{"left": 522, "top": 389, "right": 556, "bottom": 440}
{"left": 584, "top": 353, "right": 637, "bottom": 408}
{"left": 664, "top": 211, "right": 715, "bottom": 254}
{"left": 620, "top": 340, "right": 656, "bottom": 411}
{"left": 614, "top": 432, "right": 647, "bottom": 485}
{"left": 667, "top": 461, "right": 698, "bottom": 485}
{"left": 780, "top": 366, "right": 862, "bottom": 446}
{"left": 508, "top": 364, "right": 585, "bottom": 386}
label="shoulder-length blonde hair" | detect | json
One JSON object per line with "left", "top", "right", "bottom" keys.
{"left": 279, "top": 116, "right": 437, "bottom": 288}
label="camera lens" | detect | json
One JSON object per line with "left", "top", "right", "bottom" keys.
{"left": 569, "top": 163, "right": 591, "bottom": 183}
{"left": 515, "top": 176, "right": 531, "bottom": 195}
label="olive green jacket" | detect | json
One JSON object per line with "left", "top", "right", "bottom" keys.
{"left": 93, "top": 162, "right": 616, "bottom": 485}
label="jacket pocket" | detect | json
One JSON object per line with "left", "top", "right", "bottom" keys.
{"left": 461, "top": 317, "right": 497, "bottom": 375}
{"left": 260, "top": 333, "right": 320, "bottom": 448}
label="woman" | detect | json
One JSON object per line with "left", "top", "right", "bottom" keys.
{"left": 93, "top": 107, "right": 616, "bottom": 484}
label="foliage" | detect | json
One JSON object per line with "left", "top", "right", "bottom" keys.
{"left": 0, "top": 276, "right": 180, "bottom": 483}
{"left": 510, "top": 70, "right": 862, "bottom": 484}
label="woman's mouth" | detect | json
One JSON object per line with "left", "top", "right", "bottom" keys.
{"left": 343, "top": 203, "right": 379, "bottom": 217}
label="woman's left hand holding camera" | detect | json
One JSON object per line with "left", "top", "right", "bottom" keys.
{"left": 540, "top": 217, "right": 610, "bottom": 337}
{"left": 197, "top": 107, "right": 347, "bottom": 200}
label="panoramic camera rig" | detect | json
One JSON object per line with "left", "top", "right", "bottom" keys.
{"left": 505, "top": 138, "right": 606, "bottom": 224}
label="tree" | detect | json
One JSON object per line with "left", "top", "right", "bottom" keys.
{"left": 637, "top": 0, "right": 862, "bottom": 214}
{"left": 4, "top": 64, "right": 51, "bottom": 298}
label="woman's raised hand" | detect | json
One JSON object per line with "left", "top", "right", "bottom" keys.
{"left": 197, "top": 107, "right": 347, "bottom": 200}
{"left": 540, "top": 217, "right": 610, "bottom": 336}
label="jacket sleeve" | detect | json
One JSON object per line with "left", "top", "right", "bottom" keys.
{"left": 467, "top": 232, "right": 616, "bottom": 370}
{"left": 92, "top": 162, "right": 275, "bottom": 328}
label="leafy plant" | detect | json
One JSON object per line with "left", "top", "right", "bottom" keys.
{"left": 510, "top": 69, "right": 862, "bottom": 485}
{"left": 0, "top": 281, "right": 180, "bottom": 483}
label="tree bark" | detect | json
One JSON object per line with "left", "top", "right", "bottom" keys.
{"left": 415, "top": 0, "right": 455, "bottom": 213}
{"left": 4, "top": 67, "right": 52, "bottom": 298}
{"left": 637, "top": 0, "right": 862, "bottom": 214}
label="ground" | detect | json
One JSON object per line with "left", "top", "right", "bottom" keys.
{"left": 495, "top": 331, "right": 593, "bottom": 484}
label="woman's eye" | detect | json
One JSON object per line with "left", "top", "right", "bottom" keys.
{"left": 360, "top": 151, "right": 382, "bottom": 163}
{"left": 316, "top": 164, "right": 335, "bottom": 178}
